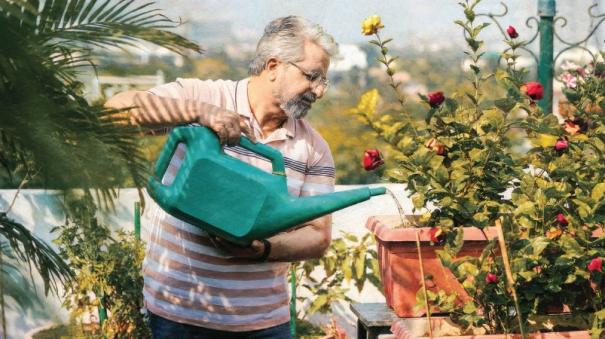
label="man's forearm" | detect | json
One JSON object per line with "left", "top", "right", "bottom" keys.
{"left": 104, "top": 91, "right": 225, "bottom": 127}
{"left": 266, "top": 216, "right": 332, "bottom": 262}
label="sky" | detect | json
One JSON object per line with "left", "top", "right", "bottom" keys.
{"left": 155, "top": 0, "right": 605, "bottom": 52}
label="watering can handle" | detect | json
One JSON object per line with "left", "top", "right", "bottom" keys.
{"left": 147, "top": 127, "right": 194, "bottom": 204}
{"left": 151, "top": 127, "right": 190, "bottom": 182}
{"left": 239, "top": 136, "right": 287, "bottom": 176}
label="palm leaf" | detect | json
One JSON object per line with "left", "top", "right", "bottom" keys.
{"left": 0, "top": 242, "right": 43, "bottom": 312}
{"left": 0, "top": 0, "right": 202, "bottom": 308}
{"left": 0, "top": 214, "right": 72, "bottom": 295}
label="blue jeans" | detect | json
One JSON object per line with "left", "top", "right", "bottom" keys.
{"left": 148, "top": 312, "right": 292, "bottom": 339}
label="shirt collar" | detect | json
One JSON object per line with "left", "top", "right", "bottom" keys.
{"left": 236, "top": 78, "right": 296, "bottom": 140}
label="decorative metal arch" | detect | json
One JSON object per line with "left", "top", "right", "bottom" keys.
{"left": 464, "top": 0, "right": 604, "bottom": 113}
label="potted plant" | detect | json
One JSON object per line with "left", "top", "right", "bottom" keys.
{"left": 49, "top": 194, "right": 150, "bottom": 338}
{"left": 357, "top": 0, "right": 605, "bottom": 336}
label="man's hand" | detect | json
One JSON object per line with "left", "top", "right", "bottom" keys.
{"left": 209, "top": 237, "right": 266, "bottom": 260}
{"left": 198, "top": 109, "right": 256, "bottom": 146}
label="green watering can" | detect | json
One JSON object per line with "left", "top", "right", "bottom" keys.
{"left": 148, "top": 126, "right": 386, "bottom": 245}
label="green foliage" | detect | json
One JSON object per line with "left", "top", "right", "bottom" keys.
{"left": 360, "top": 0, "right": 605, "bottom": 335}
{"left": 295, "top": 231, "right": 381, "bottom": 315}
{"left": 0, "top": 0, "right": 200, "bottom": 321}
{"left": 52, "top": 194, "right": 149, "bottom": 338}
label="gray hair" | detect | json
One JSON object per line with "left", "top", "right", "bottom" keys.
{"left": 249, "top": 16, "right": 339, "bottom": 75}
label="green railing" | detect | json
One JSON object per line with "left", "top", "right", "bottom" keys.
{"left": 478, "top": 0, "right": 605, "bottom": 113}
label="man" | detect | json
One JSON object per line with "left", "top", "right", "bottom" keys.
{"left": 105, "top": 16, "right": 338, "bottom": 338}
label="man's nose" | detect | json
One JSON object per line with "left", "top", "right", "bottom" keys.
{"left": 312, "top": 85, "right": 325, "bottom": 99}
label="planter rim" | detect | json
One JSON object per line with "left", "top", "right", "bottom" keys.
{"left": 366, "top": 215, "right": 498, "bottom": 242}
{"left": 390, "top": 317, "right": 590, "bottom": 339}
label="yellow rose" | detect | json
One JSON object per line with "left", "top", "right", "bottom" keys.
{"left": 361, "top": 15, "right": 384, "bottom": 36}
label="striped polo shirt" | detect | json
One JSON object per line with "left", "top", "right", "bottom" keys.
{"left": 143, "top": 78, "right": 336, "bottom": 331}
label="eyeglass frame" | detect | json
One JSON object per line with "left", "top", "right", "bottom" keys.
{"left": 287, "top": 61, "right": 330, "bottom": 91}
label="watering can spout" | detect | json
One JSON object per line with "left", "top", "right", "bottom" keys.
{"left": 266, "top": 186, "right": 387, "bottom": 235}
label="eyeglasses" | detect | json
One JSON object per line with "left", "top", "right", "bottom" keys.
{"left": 288, "top": 61, "right": 329, "bottom": 91}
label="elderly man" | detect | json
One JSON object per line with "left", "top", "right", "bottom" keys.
{"left": 105, "top": 16, "right": 338, "bottom": 339}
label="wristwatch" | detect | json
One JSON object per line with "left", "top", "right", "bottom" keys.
{"left": 258, "top": 239, "right": 271, "bottom": 261}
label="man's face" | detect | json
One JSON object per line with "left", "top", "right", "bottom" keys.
{"left": 275, "top": 40, "right": 330, "bottom": 119}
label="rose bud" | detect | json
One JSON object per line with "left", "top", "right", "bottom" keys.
{"left": 429, "top": 227, "right": 445, "bottom": 244}
{"left": 363, "top": 149, "right": 384, "bottom": 171}
{"left": 588, "top": 258, "right": 603, "bottom": 273}
{"left": 521, "top": 82, "right": 544, "bottom": 101}
{"left": 556, "top": 213, "right": 569, "bottom": 226}
{"left": 485, "top": 272, "right": 498, "bottom": 284}
{"left": 554, "top": 138, "right": 568, "bottom": 151}
{"left": 425, "top": 138, "right": 446, "bottom": 156}
{"left": 506, "top": 25, "right": 519, "bottom": 39}
{"left": 427, "top": 91, "right": 445, "bottom": 108}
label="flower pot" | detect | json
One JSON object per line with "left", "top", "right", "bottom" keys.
{"left": 387, "top": 316, "right": 589, "bottom": 339}
{"left": 366, "top": 215, "right": 498, "bottom": 317}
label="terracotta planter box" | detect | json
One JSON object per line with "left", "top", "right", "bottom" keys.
{"left": 366, "top": 215, "right": 498, "bottom": 318}
{"left": 387, "top": 316, "right": 589, "bottom": 339}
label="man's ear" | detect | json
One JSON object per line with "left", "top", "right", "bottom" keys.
{"left": 265, "top": 58, "right": 280, "bottom": 81}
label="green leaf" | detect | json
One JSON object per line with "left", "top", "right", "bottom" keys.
{"left": 494, "top": 98, "right": 516, "bottom": 112}
{"left": 355, "top": 253, "right": 365, "bottom": 280}
{"left": 518, "top": 271, "right": 537, "bottom": 282}
{"left": 463, "top": 301, "right": 477, "bottom": 314}
{"left": 591, "top": 183, "right": 605, "bottom": 201}
{"left": 515, "top": 201, "right": 536, "bottom": 216}
{"left": 412, "top": 193, "right": 425, "bottom": 209}
{"left": 530, "top": 237, "right": 550, "bottom": 256}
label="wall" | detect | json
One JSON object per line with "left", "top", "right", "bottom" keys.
{"left": 0, "top": 184, "right": 414, "bottom": 338}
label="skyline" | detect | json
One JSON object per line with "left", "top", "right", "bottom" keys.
{"left": 157, "top": 0, "right": 604, "bottom": 52}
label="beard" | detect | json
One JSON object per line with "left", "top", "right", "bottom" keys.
{"left": 280, "top": 90, "right": 317, "bottom": 119}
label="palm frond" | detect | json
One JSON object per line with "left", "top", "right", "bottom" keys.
{"left": 1, "top": 0, "right": 202, "bottom": 307}
{"left": 0, "top": 214, "right": 72, "bottom": 295}
{"left": 0, "top": 242, "right": 43, "bottom": 312}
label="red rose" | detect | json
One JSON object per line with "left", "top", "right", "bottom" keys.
{"left": 363, "top": 149, "right": 384, "bottom": 171}
{"left": 521, "top": 82, "right": 544, "bottom": 101}
{"left": 427, "top": 91, "right": 445, "bottom": 108}
{"left": 588, "top": 258, "right": 603, "bottom": 273}
{"left": 506, "top": 25, "right": 519, "bottom": 39}
{"left": 485, "top": 272, "right": 498, "bottom": 284}
{"left": 554, "top": 138, "right": 568, "bottom": 151}
{"left": 556, "top": 213, "right": 569, "bottom": 226}
{"left": 429, "top": 227, "right": 444, "bottom": 243}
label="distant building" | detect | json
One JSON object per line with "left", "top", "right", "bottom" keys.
{"left": 330, "top": 44, "right": 368, "bottom": 72}
{"left": 79, "top": 70, "right": 165, "bottom": 102}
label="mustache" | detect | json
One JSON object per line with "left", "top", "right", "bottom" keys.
{"left": 300, "top": 91, "right": 317, "bottom": 103}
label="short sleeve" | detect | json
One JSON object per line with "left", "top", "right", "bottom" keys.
{"left": 300, "top": 136, "right": 336, "bottom": 197}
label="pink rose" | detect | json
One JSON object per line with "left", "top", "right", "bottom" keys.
{"left": 556, "top": 213, "right": 569, "bottom": 226}
{"left": 485, "top": 272, "right": 498, "bottom": 284}
{"left": 554, "top": 138, "right": 568, "bottom": 151}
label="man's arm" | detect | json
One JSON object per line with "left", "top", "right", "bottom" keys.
{"left": 105, "top": 90, "right": 254, "bottom": 145}
{"left": 267, "top": 215, "right": 332, "bottom": 261}
{"left": 211, "top": 215, "right": 332, "bottom": 262}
